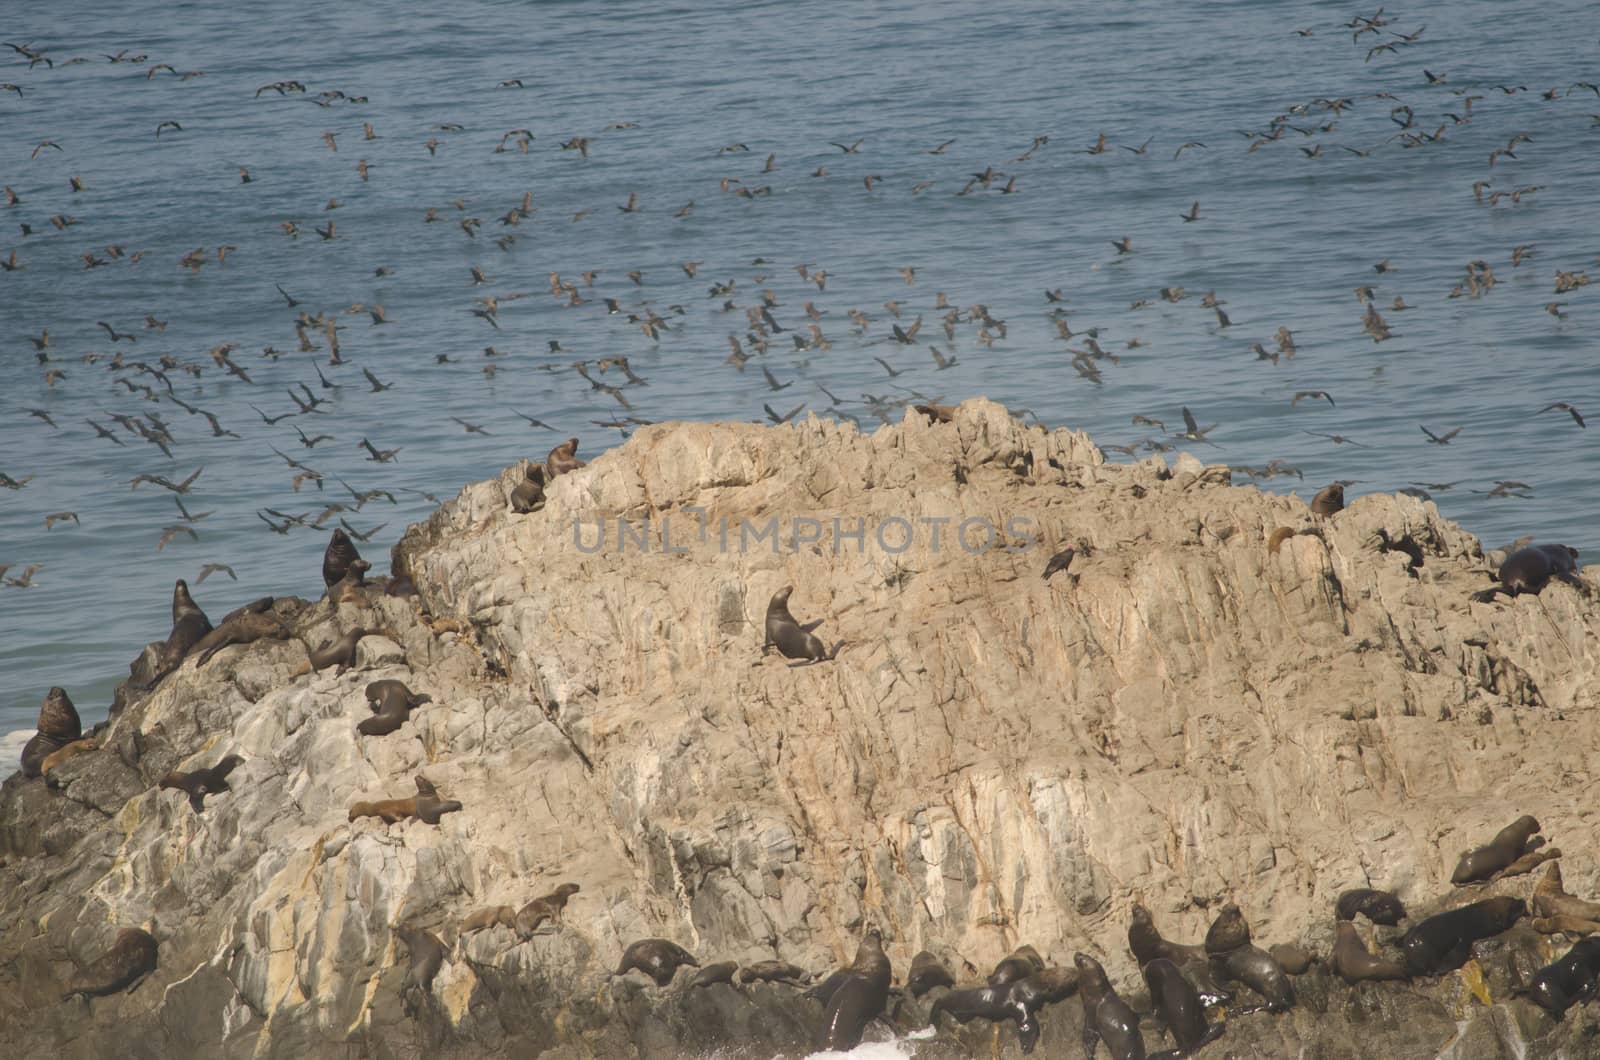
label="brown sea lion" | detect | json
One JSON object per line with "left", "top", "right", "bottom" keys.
{"left": 738, "top": 960, "right": 811, "bottom": 985}
{"left": 515, "top": 882, "right": 580, "bottom": 936}
{"left": 394, "top": 922, "right": 447, "bottom": 1016}
{"left": 615, "top": 938, "right": 697, "bottom": 987}
{"left": 193, "top": 611, "right": 290, "bottom": 667}
{"left": 545, "top": 437, "right": 585, "bottom": 478}
{"left": 1331, "top": 920, "right": 1409, "bottom": 983}
{"left": 907, "top": 950, "right": 955, "bottom": 997}
{"left": 989, "top": 944, "right": 1046, "bottom": 986}
{"left": 1267, "top": 526, "right": 1297, "bottom": 556}
{"left": 1203, "top": 903, "right": 1253, "bottom": 955}
{"left": 1533, "top": 915, "right": 1600, "bottom": 936}
{"left": 20, "top": 686, "right": 82, "bottom": 778}
{"left": 1075, "top": 953, "right": 1145, "bottom": 1060}
{"left": 1335, "top": 888, "right": 1407, "bottom": 925}
{"left": 819, "top": 929, "right": 891, "bottom": 1052}
{"left": 1495, "top": 846, "right": 1561, "bottom": 880}
{"left": 305, "top": 626, "right": 380, "bottom": 672}
{"left": 1142, "top": 958, "right": 1220, "bottom": 1057}
{"left": 763, "top": 584, "right": 838, "bottom": 664}
{"left": 159, "top": 754, "right": 244, "bottom": 813}
{"left": 1399, "top": 896, "right": 1526, "bottom": 975}
{"left": 459, "top": 906, "right": 517, "bottom": 935}
{"left": 358, "top": 679, "right": 431, "bottom": 736}
{"left": 1501, "top": 544, "right": 1580, "bottom": 595}
{"left": 913, "top": 403, "right": 956, "bottom": 424}
{"left": 1452, "top": 815, "right": 1542, "bottom": 884}
{"left": 1008, "top": 967, "right": 1081, "bottom": 1054}
{"left": 323, "top": 527, "right": 362, "bottom": 587}
{"left": 1520, "top": 937, "right": 1600, "bottom": 1019}
{"left": 1310, "top": 482, "right": 1344, "bottom": 516}
{"left": 1269, "top": 942, "right": 1316, "bottom": 975}
{"left": 1129, "top": 905, "right": 1208, "bottom": 967}
{"left": 40, "top": 737, "right": 97, "bottom": 778}
{"left": 326, "top": 559, "right": 373, "bottom": 605}
{"left": 687, "top": 961, "right": 739, "bottom": 988}
{"left": 1205, "top": 904, "right": 1295, "bottom": 1013}
{"left": 348, "top": 774, "right": 462, "bottom": 825}
{"left": 62, "top": 927, "right": 159, "bottom": 1001}
{"left": 510, "top": 462, "right": 546, "bottom": 513}
{"left": 160, "top": 578, "right": 212, "bottom": 671}
{"left": 1535, "top": 863, "right": 1600, "bottom": 921}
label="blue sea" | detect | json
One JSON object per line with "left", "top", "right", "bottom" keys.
{"left": 3, "top": 0, "right": 1597, "bottom": 749}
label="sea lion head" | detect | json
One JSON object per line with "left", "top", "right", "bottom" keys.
{"left": 768, "top": 585, "right": 795, "bottom": 612}
{"left": 172, "top": 578, "right": 200, "bottom": 619}
{"left": 38, "top": 686, "right": 81, "bottom": 740}
{"left": 1205, "top": 903, "right": 1250, "bottom": 954}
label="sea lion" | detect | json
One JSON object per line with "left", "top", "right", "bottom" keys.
{"left": 1205, "top": 905, "right": 1295, "bottom": 1013}
{"left": 394, "top": 923, "right": 447, "bottom": 1016}
{"left": 803, "top": 968, "right": 853, "bottom": 1007}
{"left": 687, "top": 961, "right": 738, "bottom": 988}
{"left": 158, "top": 754, "right": 244, "bottom": 813}
{"left": 1075, "top": 953, "right": 1145, "bottom": 1060}
{"left": 359, "top": 679, "right": 431, "bottom": 737}
{"left": 1008, "top": 967, "right": 1081, "bottom": 1054}
{"left": 1335, "top": 888, "right": 1407, "bottom": 925}
{"left": 1498, "top": 544, "right": 1581, "bottom": 596}
{"left": 907, "top": 950, "right": 955, "bottom": 997}
{"left": 160, "top": 578, "right": 212, "bottom": 672}
{"left": 40, "top": 737, "right": 97, "bottom": 778}
{"left": 305, "top": 626, "right": 381, "bottom": 672}
{"left": 615, "top": 938, "right": 698, "bottom": 986}
{"left": 738, "top": 960, "right": 810, "bottom": 985}
{"left": 1268, "top": 942, "right": 1315, "bottom": 975}
{"left": 1495, "top": 846, "right": 1561, "bottom": 880}
{"left": 1533, "top": 915, "right": 1600, "bottom": 937}
{"left": 459, "top": 906, "right": 517, "bottom": 935}
{"left": 1331, "top": 920, "right": 1409, "bottom": 984}
{"left": 1142, "top": 958, "right": 1221, "bottom": 1057}
{"left": 510, "top": 462, "right": 546, "bottom": 513}
{"left": 348, "top": 774, "right": 463, "bottom": 825}
{"left": 545, "top": 437, "right": 585, "bottom": 478}
{"left": 927, "top": 983, "right": 1020, "bottom": 1027}
{"left": 819, "top": 929, "right": 892, "bottom": 1052}
{"left": 1520, "top": 937, "right": 1600, "bottom": 1019}
{"left": 1267, "top": 526, "right": 1297, "bottom": 556}
{"left": 20, "top": 686, "right": 82, "bottom": 778}
{"left": 1310, "top": 482, "right": 1344, "bottom": 516}
{"left": 1130, "top": 905, "right": 1208, "bottom": 967}
{"left": 1535, "top": 863, "right": 1600, "bottom": 921}
{"left": 326, "top": 559, "right": 373, "bottom": 606}
{"left": 61, "top": 927, "right": 158, "bottom": 1001}
{"left": 515, "top": 882, "right": 580, "bottom": 936}
{"left": 323, "top": 527, "right": 362, "bottom": 587}
{"left": 1399, "top": 896, "right": 1526, "bottom": 976}
{"left": 989, "top": 944, "right": 1046, "bottom": 986}
{"left": 1452, "top": 815, "right": 1542, "bottom": 884}
{"left": 193, "top": 611, "right": 290, "bottom": 667}
{"left": 762, "top": 584, "right": 838, "bottom": 664}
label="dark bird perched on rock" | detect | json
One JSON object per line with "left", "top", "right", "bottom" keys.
{"left": 1042, "top": 545, "right": 1077, "bottom": 580}
{"left": 61, "top": 927, "right": 158, "bottom": 1001}
{"left": 159, "top": 754, "right": 243, "bottom": 812}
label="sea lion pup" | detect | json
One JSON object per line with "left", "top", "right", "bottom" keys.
{"left": 1452, "top": 815, "right": 1542, "bottom": 884}
{"left": 458, "top": 906, "right": 517, "bottom": 935}
{"left": 20, "top": 686, "right": 82, "bottom": 778}
{"left": 989, "top": 944, "right": 1046, "bottom": 986}
{"left": 61, "top": 927, "right": 158, "bottom": 1001}
{"left": 1143, "top": 957, "right": 1222, "bottom": 1056}
{"left": 819, "top": 928, "right": 892, "bottom": 1052}
{"left": 515, "top": 882, "right": 580, "bottom": 936}
{"left": 358, "top": 679, "right": 431, "bottom": 737}
{"left": 544, "top": 437, "right": 585, "bottom": 479}
{"left": 1310, "top": 482, "right": 1345, "bottom": 516}
{"left": 1520, "top": 937, "right": 1600, "bottom": 1019}
{"left": 40, "top": 737, "right": 98, "bottom": 779}
{"left": 763, "top": 584, "right": 840, "bottom": 664}
{"left": 615, "top": 938, "right": 698, "bottom": 986}
{"left": 1533, "top": 915, "right": 1600, "bottom": 937}
{"left": 159, "top": 578, "right": 212, "bottom": 673}
{"left": 323, "top": 527, "right": 362, "bottom": 587}
{"left": 348, "top": 774, "right": 463, "bottom": 826}
{"left": 1535, "top": 863, "right": 1600, "bottom": 921}
{"left": 193, "top": 611, "right": 290, "bottom": 667}
{"left": 158, "top": 754, "right": 244, "bottom": 813}
{"left": 738, "top": 960, "right": 811, "bottom": 985}
{"left": 326, "top": 559, "right": 373, "bottom": 606}
{"left": 686, "top": 961, "right": 738, "bottom": 988}
{"left": 907, "top": 950, "right": 955, "bottom": 997}
{"left": 1399, "top": 895, "right": 1526, "bottom": 976}
{"left": 305, "top": 625, "right": 389, "bottom": 673}
{"left": 1331, "top": 920, "right": 1409, "bottom": 984}
{"left": 1075, "top": 953, "right": 1145, "bottom": 1060}
{"left": 394, "top": 922, "right": 447, "bottom": 1016}
{"left": 509, "top": 462, "right": 546, "bottom": 513}
{"left": 1335, "top": 888, "right": 1407, "bottom": 925}
{"left": 1204, "top": 904, "right": 1295, "bottom": 1013}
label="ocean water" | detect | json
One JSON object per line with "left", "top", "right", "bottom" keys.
{"left": 3, "top": 0, "right": 1597, "bottom": 748}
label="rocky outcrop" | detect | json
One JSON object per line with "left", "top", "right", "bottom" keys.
{"left": 3, "top": 399, "right": 1600, "bottom": 1058}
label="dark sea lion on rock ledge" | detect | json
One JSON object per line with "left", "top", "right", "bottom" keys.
{"left": 306, "top": 625, "right": 389, "bottom": 673}
{"left": 515, "top": 882, "right": 580, "bottom": 936}
{"left": 686, "top": 961, "right": 738, "bottom": 988}
{"left": 159, "top": 578, "right": 212, "bottom": 673}
{"left": 1331, "top": 920, "right": 1409, "bottom": 984}
{"left": 819, "top": 928, "right": 892, "bottom": 1052}
{"left": 348, "top": 774, "right": 462, "bottom": 825}
{"left": 509, "top": 462, "right": 546, "bottom": 513}
{"left": 738, "top": 960, "right": 810, "bottom": 985}
{"left": 1475, "top": 543, "right": 1582, "bottom": 601}
{"left": 615, "top": 938, "right": 697, "bottom": 986}
{"left": 193, "top": 611, "right": 290, "bottom": 667}
{"left": 1075, "top": 953, "right": 1145, "bottom": 1060}
{"left": 1452, "top": 815, "right": 1542, "bottom": 884}
{"left": 544, "top": 437, "right": 585, "bottom": 479}
{"left": 1400, "top": 896, "right": 1526, "bottom": 976}
{"left": 989, "top": 944, "right": 1046, "bottom": 986}
{"left": 762, "top": 584, "right": 840, "bottom": 664}
{"left": 358, "top": 679, "right": 431, "bottom": 736}
{"left": 1143, "top": 957, "right": 1221, "bottom": 1056}
{"left": 158, "top": 754, "right": 243, "bottom": 813}
{"left": 21, "top": 686, "right": 82, "bottom": 778}
{"left": 458, "top": 906, "right": 517, "bottom": 935}
{"left": 322, "top": 527, "right": 362, "bottom": 587}
{"left": 62, "top": 926, "right": 159, "bottom": 1001}
{"left": 1129, "top": 905, "right": 1207, "bottom": 966}
{"left": 907, "top": 950, "right": 955, "bottom": 996}
{"left": 1205, "top": 904, "right": 1295, "bottom": 1013}
{"left": 1335, "top": 888, "right": 1407, "bottom": 925}
{"left": 394, "top": 922, "right": 447, "bottom": 1016}
{"left": 1519, "top": 937, "right": 1600, "bottom": 1019}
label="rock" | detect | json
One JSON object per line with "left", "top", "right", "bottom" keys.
{"left": 1, "top": 401, "right": 1598, "bottom": 1057}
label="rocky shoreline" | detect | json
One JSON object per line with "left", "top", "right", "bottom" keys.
{"left": 3, "top": 400, "right": 1600, "bottom": 1058}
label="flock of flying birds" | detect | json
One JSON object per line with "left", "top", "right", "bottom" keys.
{"left": 1, "top": 8, "right": 1596, "bottom": 623}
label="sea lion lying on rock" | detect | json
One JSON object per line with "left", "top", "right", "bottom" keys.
{"left": 515, "top": 882, "right": 580, "bottom": 936}
{"left": 615, "top": 938, "right": 697, "bottom": 987}
{"left": 1400, "top": 896, "right": 1526, "bottom": 976}
{"left": 1452, "top": 815, "right": 1542, "bottom": 884}
{"left": 61, "top": 927, "right": 159, "bottom": 1002}
{"left": 358, "top": 679, "right": 431, "bottom": 736}
{"left": 193, "top": 611, "right": 291, "bottom": 668}
{"left": 159, "top": 754, "right": 244, "bottom": 813}
{"left": 348, "top": 774, "right": 462, "bottom": 825}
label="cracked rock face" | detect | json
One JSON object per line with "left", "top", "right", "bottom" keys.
{"left": 3, "top": 399, "right": 1599, "bottom": 1059}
